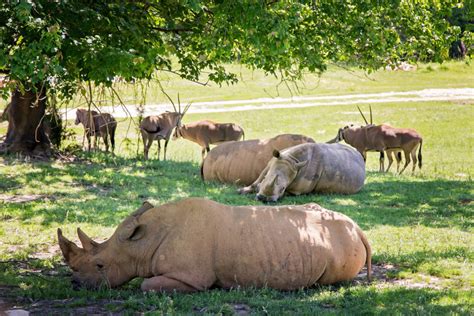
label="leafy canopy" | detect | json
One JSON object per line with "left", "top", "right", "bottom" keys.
{"left": 0, "top": 0, "right": 462, "bottom": 99}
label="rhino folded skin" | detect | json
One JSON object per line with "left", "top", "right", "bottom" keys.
{"left": 202, "top": 134, "right": 315, "bottom": 186}
{"left": 58, "top": 198, "right": 371, "bottom": 292}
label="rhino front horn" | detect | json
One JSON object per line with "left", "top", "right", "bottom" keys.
{"left": 57, "top": 228, "right": 81, "bottom": 263}
{"left": 77, "top": 228, "right": 99, "bottom": 251}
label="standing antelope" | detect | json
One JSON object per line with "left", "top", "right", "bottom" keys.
{"left": 328, "top": 106, "right": 423, "bottom": 174}
{"left": 140, "top": 94, "right": 191, "bottom": 160}
{"left": 75, "top": 109, "right": 117, "bottom": 152}
{"left": 174, "top": 120, "right": 245, "bottom": 160}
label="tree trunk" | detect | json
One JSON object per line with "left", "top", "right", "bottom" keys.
{"left": 2, "top": 87, "right": 52, "bottom": 156}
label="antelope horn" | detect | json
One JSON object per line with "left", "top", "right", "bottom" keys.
{"left": 357, "top": 105, "right": 369, "bottom": 125}
{"left": 177, "top": 93, "right": 181, "bottom": 114}
{"left": 369, "top": 105, "right": 373, "bottom": 124}
{"left": 183, "top": 102, "right": 192, "bottom": 115}
{"left": 162, "top": 90, "right": 177, "bottom": 113}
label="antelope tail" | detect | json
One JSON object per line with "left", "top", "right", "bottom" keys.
{"left": 110, "top": 126, "right": 116, "bottom": 151}
{"left": 418, "top": 139, "right": 423, "bottom": 169}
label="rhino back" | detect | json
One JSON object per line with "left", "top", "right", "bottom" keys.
{"left": 311, "top": 144, "right": 365, "bottom": 194}
{"left": 202, "top": 139, "right": 268, "bottom": 185}
{"left": 286, "top": 143, "right": 365, "bottom": 194}
{"left": 212, "top": 202, "right": 365, "bottom": 288}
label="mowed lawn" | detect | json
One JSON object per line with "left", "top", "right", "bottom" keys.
{"left": 0, "top": 63, "right": 473, "bottom": 314}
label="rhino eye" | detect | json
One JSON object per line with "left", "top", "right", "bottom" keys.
{"left": 96, "top": 263, "right": 104, "bottom": 270}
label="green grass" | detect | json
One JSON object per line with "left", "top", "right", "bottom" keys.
{"left": 0, "top": 63, "right": 473, "bottom": 314}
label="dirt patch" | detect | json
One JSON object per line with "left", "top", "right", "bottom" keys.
{"left": 0, "top": 194, "right": 46, "bottom": 204}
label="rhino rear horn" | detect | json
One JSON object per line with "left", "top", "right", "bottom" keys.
{"left": 57, "top": 228, "right": 82, "bottom": 263}
{"left": 77, "top": 228, "right": 99, "bottom": 252}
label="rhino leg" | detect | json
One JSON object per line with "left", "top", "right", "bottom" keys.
{"left": 141, "top": 276, "right": 198, "bottom": 293}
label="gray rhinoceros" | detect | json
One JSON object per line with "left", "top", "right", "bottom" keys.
{"left": 201, "top": 134, "right": 314, "bottom": 186}
{"left": 58, "top": 198, "right": 371, "bottom": 292}
{"left": 239, "top": 143, "right": 365, "bottom": 202}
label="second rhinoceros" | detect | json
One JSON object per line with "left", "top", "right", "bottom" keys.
{"left": 201, "top": 134, "right": 314, "bottom": 185}
{"left": 239, "top": 143, "right": 365, "bottom": 202}
{"left": 58, "top": 198, "right": 371, "bottom": 292}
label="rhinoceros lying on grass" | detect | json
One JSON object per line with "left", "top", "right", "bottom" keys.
{"left": 58, "top": 198, "right": 371, "bottom": 292}
{"left": 239, "top": 143, "right": 365, "bottom": 202}
{"left": 201, "top": 134, "right": 314, "bottom": 185}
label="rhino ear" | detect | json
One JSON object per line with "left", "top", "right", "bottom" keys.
{"left": 131, "top": 201, "right": 154, "bottom": 217}
{"left": 58, "top": 228, "right": 82, "bottom": 263}
{"left": 273, "top": 149, "right": 281, "bottom": 158}
{"left": 119, "top": 219, "right": 147, "bottom": 242}
{"left": 77, "top": 228, "right": 99, "bottom": 252}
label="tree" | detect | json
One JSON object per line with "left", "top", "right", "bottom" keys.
{"left": 0, "top": 0, "right": 461, "bottom": 156}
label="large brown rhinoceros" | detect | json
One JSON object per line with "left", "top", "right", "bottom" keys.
{"left": 201, "top": 134, "right": 314, "bottom": 185}
{"left": 58, "top": 198, "right": 371, "bottom": 292}
{"left": 239, "top": 143, "right": 365, "bottom": 202}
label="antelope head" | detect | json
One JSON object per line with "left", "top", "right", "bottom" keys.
{"left": 162, "top": 91, "right": 192, "bottom": 139}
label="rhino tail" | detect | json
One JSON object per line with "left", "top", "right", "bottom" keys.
{"left": 359, "top": 227, "right": 372, "bottom": 282}
{"left": 200, "top": 161, "right": 205, "bottom": 181}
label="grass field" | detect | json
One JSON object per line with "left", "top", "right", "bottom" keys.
{"left": 0, "top": 62, "right": 473, "bottom": 314}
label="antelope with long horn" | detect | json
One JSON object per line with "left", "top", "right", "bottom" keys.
{"left": 140, "top": 93, "right": 191, "bottom": 160}
{"left": 327, "top": 106, "right": 423, "bottom": 174}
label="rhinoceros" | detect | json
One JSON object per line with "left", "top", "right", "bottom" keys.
{"left": 58, "top": 198, "right": 371, "bottom": 292}
{"left": 201, "top": 134, "right": 314, "bottom": 186}
{"left": 239, "top": 143, "right": 365, "bottom": 202}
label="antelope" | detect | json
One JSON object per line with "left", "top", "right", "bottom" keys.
{"left": 174, "top": 120, "right": 245, "bottom": 160}
{"left": 75, "top": 109, "right": 117, "bottom": 152}
{"left": 140, "top": 94, "right": 191, "bottom": 160}
{"left": 328, "top": 106, "right": 423, "bottom": 174}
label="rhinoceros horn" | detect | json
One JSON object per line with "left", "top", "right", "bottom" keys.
{"left": 57, "top": 228, "right": 82, "bottom": 263}
{"left": 77, "top": 228, "right": 99, "bottom": 251}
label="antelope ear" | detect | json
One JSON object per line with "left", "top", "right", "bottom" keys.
{"left": 58, "top": 228, "right": 82, "bottom": 263}
{"left": 77, "top": 228, "right": 99, "bottom": 252}
{"left": 118, "top": 219, "right": 147, "bottom": 242}
{"left": 273, "top": 149, "right": 281, "bottom": 158}
{"left": 295, "top": 160, "right": 308, "bottom": 169}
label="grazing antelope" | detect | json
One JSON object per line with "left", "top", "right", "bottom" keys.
{"left": 75, "top": 109, "right": 117, "bottom": 152}
{"left": 140, "top": 94, "right": 191, "bottom": 160}
{"left": 328, "top": 106, "right": 423, "bottom": 174}
{"left": 174, "top": 120, "right": 245, "bottom": 160}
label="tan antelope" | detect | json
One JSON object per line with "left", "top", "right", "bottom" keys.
{"left": 75, "top": 109, "right": 117, "bottom": 152}
{"left": 174, "top": 120, "right": 245, "bottom": 159}
{"left": 328, "top": 106, "right": 423, "bottom": 174}
{"left": 140, "top": 94, "right": 191, "bottom": 160}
